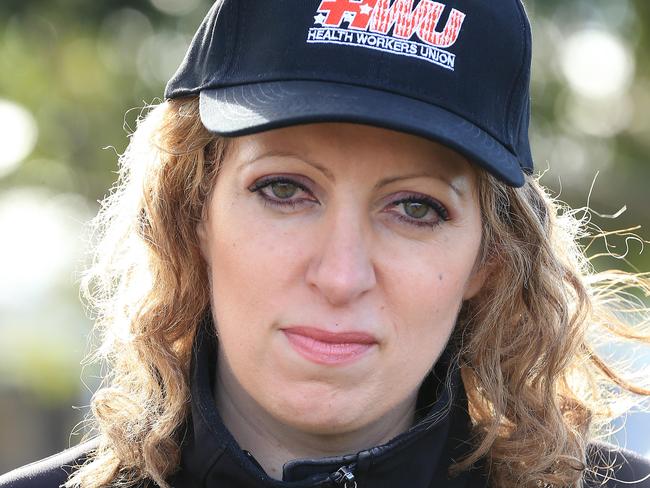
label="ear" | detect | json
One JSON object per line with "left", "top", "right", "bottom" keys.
{"left": 462, "top": 262, "right": 490, "bottom": 301}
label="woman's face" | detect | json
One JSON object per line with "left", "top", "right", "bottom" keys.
{"left": 198, "top": 122, "right": 485, "bottom": 437}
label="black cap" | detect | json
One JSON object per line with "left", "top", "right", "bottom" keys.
{"left": 165, "top": 0, "right": 534, "bottom": 187}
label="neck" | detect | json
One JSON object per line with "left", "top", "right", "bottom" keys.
{"left": 214, "top": 358, "right": 417, "bottom": 480}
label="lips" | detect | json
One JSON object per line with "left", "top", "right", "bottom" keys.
{"left": 281, "top": 326, "right": 377, "bottom": 366}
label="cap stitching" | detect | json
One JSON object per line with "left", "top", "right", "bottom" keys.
{"left": 211, "top": 0, "right": 241, "bottom": 82}
{"left": 503, "top": 0, "right": 529, "bottom": 155}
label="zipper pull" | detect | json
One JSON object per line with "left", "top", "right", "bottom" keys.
{"left": 331, "top": 465, "right": 357, "bottom": 488}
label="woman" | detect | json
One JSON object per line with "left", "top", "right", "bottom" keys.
{"left": 2, "top": 1, "right": 650, "bottom": 487}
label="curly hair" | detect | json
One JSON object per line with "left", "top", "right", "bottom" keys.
{"left": 66, "top": 96, "right": 650, "bottom": 488}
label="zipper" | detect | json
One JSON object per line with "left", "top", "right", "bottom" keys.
{"left": 331, "top": 464, "right": 357, "bottom": 488}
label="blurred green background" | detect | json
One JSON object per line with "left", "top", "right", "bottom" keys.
{"left": 1, "top": 0, "right": 649, "bottom": 473}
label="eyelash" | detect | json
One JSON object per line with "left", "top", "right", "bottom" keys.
{"left": 392, "top": 196, "right": 449, "bottom": 228}
{"left": 248, "top": 176, "right": 450, "bottom": 229}
{"left": 249, "top": 176, "right": 309, "bottom": 208}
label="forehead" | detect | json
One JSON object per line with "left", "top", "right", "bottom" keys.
{"left": 228, "top": 122, "right": 477, "bottom": 183}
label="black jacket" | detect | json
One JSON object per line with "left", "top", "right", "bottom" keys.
{"left": 2, "top": 321, "right": 650, "bottom": 487}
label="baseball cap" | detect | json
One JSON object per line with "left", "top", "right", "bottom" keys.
{"left": 165, "top": 0, "right": 535, "bottom": 188}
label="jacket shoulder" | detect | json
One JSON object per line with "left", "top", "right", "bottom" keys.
{"left": 0, "top": 439, "right": 99, "bottom": 488}
{"left": 585, "top": 441, "right": 650, "bottom": 487}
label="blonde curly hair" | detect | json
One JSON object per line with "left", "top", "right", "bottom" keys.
{"left": 66, "top": 96, "right": 650, "bottom": 488}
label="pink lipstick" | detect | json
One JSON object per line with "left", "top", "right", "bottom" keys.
{"left": 282, "top": 326, "right": 377, "bottom": 365}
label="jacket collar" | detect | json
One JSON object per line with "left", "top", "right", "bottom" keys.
{"left": 178, "top": 316, "right": 487, "bottom": 488}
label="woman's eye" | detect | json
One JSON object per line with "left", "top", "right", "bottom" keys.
{"left": 248, "top": 177, "right": 315, "bottom": 209}
{"left": 403, "top": 201, "right": 429, "bottom": 219}
{"left": 269, "top": 181, "right": 299, "bottom": 199}
{"left": 390, "top": 197, "right": 450, "bottom": 229}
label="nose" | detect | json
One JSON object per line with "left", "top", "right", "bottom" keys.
{"left": 305, "top": 207, "right": 377, "bottom": 306}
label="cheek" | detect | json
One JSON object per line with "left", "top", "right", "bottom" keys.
{"left": 382, "top": 238, "right": 478, "bottom": 355}
{"left": 204, "top": 199, "right": 313, "bottom": 337}
{"left": 393, "top": 272, "right": 461, "bottom": 332}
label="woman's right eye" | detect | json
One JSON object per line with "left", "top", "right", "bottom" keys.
{"left": 248, "top": 177, "right": 317, "bottom": 209}
{"left": 267, "top": 181, "right": 299, "bottom": 199}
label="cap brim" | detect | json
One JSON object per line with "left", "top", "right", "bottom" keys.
{"left": 199, "top": 81, "right": 524, "bottom": 187}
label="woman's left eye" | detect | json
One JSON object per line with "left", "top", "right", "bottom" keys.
{"left": 388, "top": 196, "right": 450, "bottom": 229}
{"left": 248, "top": 176, "right": 315, "bottom": 209}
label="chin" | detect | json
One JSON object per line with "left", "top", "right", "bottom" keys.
{"left": 266, "top": 385, "right": 373, "bottom": 436}
{"left": 276, "top": 408, "right": 367, "bottom": 437}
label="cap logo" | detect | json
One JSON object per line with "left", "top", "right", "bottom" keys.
{"left": 307, "top": 0, "right": 467, "bottom": 71}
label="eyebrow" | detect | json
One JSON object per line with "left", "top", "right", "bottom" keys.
{"left": 242, "top": 150, "right": 462, "bottom": 196}
{"left": 374, "top": 174, "right": 462, "bottom": 196}
{"left": 242, "top": 151, "right": 336, "bottom": 182}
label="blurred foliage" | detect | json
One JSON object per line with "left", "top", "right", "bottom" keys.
{"left": 1, "top": 0, "right": 213, "bottom": 198}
